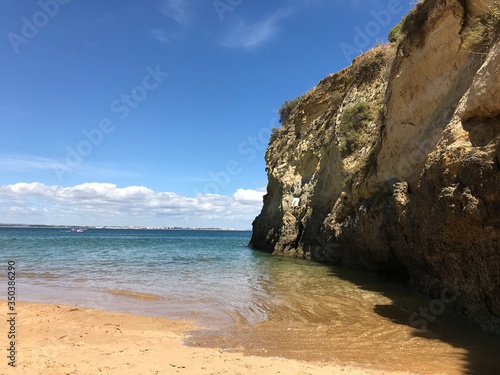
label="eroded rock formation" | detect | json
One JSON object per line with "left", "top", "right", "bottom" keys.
{"left": 250, "top": 0, "right": 500, "bottom": 334}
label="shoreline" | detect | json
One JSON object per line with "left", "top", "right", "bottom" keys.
{"left": 0, "top": 300, "right": 409, "bottom": 375}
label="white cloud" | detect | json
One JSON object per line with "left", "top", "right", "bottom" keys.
{"left": 233, "top": 188, "right": 265, "bottom": 205}
{"left": 220, "top": 6, "right": 298, "bottom": 49}
{"left": 0, "top": 154, "right": 141, "bottom": 179}
{"left": 151, "top": 29, "right": 171, "bottom": 44}
{"left": 159, "top": 0, "right": 195, "bottom": 27}
{"left": 0, "top": 182, "right": 264, "bottom": 229}
{"left": 0, "top": 155, "right": 66, "bottom": 172}
{"left": 221, "top": 19, "right": 278, "bottom": 49}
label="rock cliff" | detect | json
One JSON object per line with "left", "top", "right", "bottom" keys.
{"left": 250, "top": 0, "right": 500, "bottom": 334}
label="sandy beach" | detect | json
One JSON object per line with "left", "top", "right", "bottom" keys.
{"left": 0, "top": 301, "right": 408, "bottom": 375}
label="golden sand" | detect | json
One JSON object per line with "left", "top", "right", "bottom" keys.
{"left": 0, "top": 301, "right": 408, "bottom": 375}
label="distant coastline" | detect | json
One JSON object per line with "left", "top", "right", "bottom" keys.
{"left": 0, "top": 224, "right": 248, "bottom": 231}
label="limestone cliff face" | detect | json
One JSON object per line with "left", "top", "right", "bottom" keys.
{"left": 250, "top": 0, "right": 500, "bottom": 334}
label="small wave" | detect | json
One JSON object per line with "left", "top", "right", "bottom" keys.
{"left": 22, "top": 272, "right": 60, "bottom": 279}
{"left": 106, "top": 289, "right": 169, "bottom": 300}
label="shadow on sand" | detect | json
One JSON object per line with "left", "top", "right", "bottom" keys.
{"left": 326, "top": 265, "right": 500, "bottom": 375}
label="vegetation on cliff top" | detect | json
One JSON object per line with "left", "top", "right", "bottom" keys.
{"left": 388, "top": 7, "right": 415, "bottom": 43}
{"left": 278, "top": 96, "right": 303, "bottom": 124}
{"left": 351, "top": 50, "right": 387, "bottom": 85}
{"left": 277, "top": 42, "right": 392, "bottom": 126}
{"left": 464, "top": 1, "right": 500, "bottom": 54}
{"left": 390, "top": 0, "right": 500, "bottom": 52}
{"left": 387, "top": 0, "right": 425, "bottom": 45}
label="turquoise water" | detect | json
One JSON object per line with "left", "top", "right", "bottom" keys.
{"left": 0, "top": 228, "right": 274, "bottom": 325}
{"left": 2, "top": 227, "right": 500, "bottom": 373}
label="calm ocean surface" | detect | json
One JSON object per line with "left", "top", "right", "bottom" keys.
{"left": 1, "top": 227, "right": 500, "bottom": 374}
{"left": 0, "top": 228, "right": 271, "bottom": 325}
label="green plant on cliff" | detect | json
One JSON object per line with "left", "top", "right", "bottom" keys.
{"left": 388, "top": 20, "right": 403, "bottom": 43}
{"left": 388, "top": 1, "right": 424, "bottom": 43}
{"left": 278, "top": 95, "right": 303, "bottom": 124}
{"left": 463, "top": 2, "right": 500, "bottom": 54}
{"left": 353, "top": 50, "right": 387, "bottom": 85}
{"left": 400, "top": 1, "right": 430, "bottom": 47}
{"left": 337, "top": 102, "right": 373, "bottom": 156}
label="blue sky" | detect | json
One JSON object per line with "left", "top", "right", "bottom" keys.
{"left": 0, "top": 0, "right": 412, "bottom": 229}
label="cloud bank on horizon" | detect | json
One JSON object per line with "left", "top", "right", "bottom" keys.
{"left": 0, "top": 182, "right": 264, "bottom": 230}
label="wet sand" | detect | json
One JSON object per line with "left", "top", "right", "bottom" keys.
{"left": 0, "top": 301, "right": 408, "bottom": 375}
{"left": 6, "top": 262, "right": 500, "bottom": 374}
{"left": 0, "top": 301, "right": 499, "bottom": 375}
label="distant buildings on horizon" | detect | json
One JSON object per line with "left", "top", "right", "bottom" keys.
{"left": 0, "top": 223, "right": 248, "bottom": 231}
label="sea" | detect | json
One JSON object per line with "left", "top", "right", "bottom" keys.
{"left": 1, "top": 227, "right": 499, "bottom": 374}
